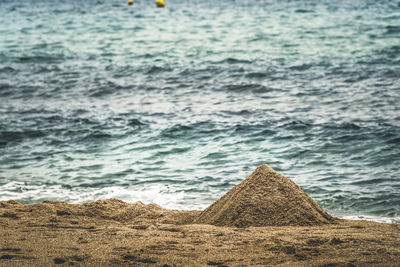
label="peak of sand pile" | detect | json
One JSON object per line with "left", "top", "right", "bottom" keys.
{"left": 195, "top": 164, "right": 335, "bottom": 227}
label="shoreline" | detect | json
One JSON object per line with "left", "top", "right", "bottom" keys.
{"left": 2, "top": 165, "right": 399, "bottom": 266}
{"left": 1, "top": 199, "right": 400, "bottom": 266}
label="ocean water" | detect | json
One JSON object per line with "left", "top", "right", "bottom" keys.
{"left": 0, "top": 0, "right": 399, "bottom": 223}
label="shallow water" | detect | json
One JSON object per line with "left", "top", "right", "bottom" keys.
{"left": 0, "top": 0, "right": 399, "bottom": 222}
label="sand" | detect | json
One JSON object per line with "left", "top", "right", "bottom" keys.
{"left": 1, "top": 165, "right": 400, "bottom": 266}
{"left": 195, "top": 164, "right": 335, "bottom": 227}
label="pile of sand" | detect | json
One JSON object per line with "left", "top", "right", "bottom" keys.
{"left": 195, "top": 164, "right": 335, "bottom": 227}
{"left": 0, "top": 198, "right": 199, "bottom": 225}
{"left": 1, "top": 165, "right": 335, "bottom": 228}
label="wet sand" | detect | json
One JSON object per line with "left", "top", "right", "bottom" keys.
{"left": 1, "top": 199, "right": 400, "bottom": 266}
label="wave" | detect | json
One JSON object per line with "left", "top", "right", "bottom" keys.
{"left": 212, "top": 58, "right": 252, "bottom": 65}
{"left": 0, "top": 182, "right": 191, "bottom": 210}
{"left": 341, "top": 215, "right": 400, "bottom": 224}
{"left": 160, "top": 121, "right": 219, "bottom": 139}
{"left": 385, "top": 25, "right": 400, "bottom": 34}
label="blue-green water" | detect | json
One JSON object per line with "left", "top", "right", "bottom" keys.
{"left": 0, "top": 0, "right": 399, "bottom": 222}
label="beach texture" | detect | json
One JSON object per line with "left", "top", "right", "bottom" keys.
{"left": 1, "top": 165, "right": 399, "bottom": 266}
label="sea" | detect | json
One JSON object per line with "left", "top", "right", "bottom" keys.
{"left": 0, "top": 0, "right": 399, "bottom": 223}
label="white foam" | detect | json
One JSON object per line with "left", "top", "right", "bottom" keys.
{"left": 341, "top": 215, "right": 400, "bottom": 224}
{"left": 0, "top": 182, "right": 189, "bottom": 209}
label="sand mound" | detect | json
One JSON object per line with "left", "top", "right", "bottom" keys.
{"left": 195, "top": 164, "right": 335, "bottom": 227}
{"left": 0, "top": 198, "right": 199, "bottom": 225}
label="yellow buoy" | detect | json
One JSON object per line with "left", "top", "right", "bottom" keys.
{"left": 128, "top": 0, "right": 133, "bottom": 5}
{"left": 155, "top": 0, "right": 165, "bottom": 8}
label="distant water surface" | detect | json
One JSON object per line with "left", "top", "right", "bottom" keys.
{"left": 0, "top": 0, "right": 399, "bottom": 222}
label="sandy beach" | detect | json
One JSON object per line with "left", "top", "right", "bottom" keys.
{"left": 1, "top": 199, "right": 400, "bottom": 266}
{"left": 1, "top": 165, "right": 399, "bottom": 266}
